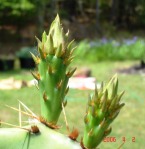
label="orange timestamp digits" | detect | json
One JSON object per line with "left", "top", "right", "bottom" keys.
{"left": 103, "top": 137, "right": 116, "bottom": 142}
{"left": 122, "top": 136, "right": 136, "bottom": 142}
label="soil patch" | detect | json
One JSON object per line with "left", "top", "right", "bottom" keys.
{"left": 117, "top": 61, "right": 145, "bottom": 74}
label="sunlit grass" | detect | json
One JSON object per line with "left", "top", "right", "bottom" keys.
{"left": 0, "top": 61, "right": 145, "bottom": 148}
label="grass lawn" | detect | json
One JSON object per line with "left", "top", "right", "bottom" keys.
{"left": 0, "top": 61, "right": 145, "bottom": 149}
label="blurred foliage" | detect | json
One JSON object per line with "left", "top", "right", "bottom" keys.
{"left": 0, "top": 0, "right": 35, "bottom": 25}
{"left": 76, "top": 37, "right": 145, "bottom": 61}
{"left": 1, "top": 0, "right": 145, "bottom": 28}
{"left": 16, "top": 46, "right": 37, "bottom": 58}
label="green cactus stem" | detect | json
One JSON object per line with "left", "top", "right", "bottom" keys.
{"left": 0, "top": 123, "right": 82, "bottom": 149}
{"left": 82, "top": 75, "right": 125, "bottom": 149}
{"left": 31, "top": 15, "right": 76, "bottom": 125}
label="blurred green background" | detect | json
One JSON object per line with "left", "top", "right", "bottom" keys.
{"left": 0, "top": 61, "right": 144, "bottom": 148}
{"left": 0, "top": 0, "right": 145, "bottom": 149}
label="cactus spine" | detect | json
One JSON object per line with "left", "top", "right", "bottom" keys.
{"left": 0, "top": 15, "right": 125, "bottom": 149}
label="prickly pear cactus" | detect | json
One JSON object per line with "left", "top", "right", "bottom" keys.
{"left": 0, "top": 15, "right": 125, "bottom": 149}
{"left": 83, "top": 76, "right": 125, "bottom": 148}
{"left": 31, "top": 15, "right": 76, "bottom": 124}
